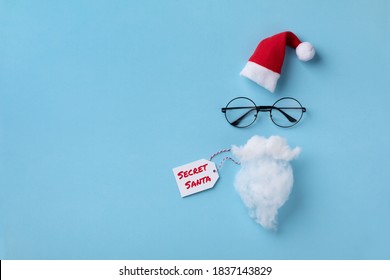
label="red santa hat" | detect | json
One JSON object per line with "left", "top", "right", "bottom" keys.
{"left": 240, "top": 31, "right": 315, "bottom": 93}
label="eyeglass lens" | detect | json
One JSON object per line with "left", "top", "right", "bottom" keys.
{"left": 224, "top": 97, "right": 257, "bottom": 128}
{"left": 271, "top": 97, "right": 304, "bottom": 127}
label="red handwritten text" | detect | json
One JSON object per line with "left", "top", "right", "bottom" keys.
{"left": 185, "top": 176, "right": 212, "bottom": 189}
{"left": 177, "top": 163, "right": 208, "bottom": 180}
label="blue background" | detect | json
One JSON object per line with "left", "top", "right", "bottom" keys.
{"left": 0, "top": 0, "right": 389, "bottom": 259}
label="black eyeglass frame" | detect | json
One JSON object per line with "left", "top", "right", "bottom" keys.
{"left": 221, "top": 97, "right": 306, "bottom": 128}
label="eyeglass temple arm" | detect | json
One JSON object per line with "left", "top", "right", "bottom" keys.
{"left": 274, "top": 106, "right": 307, "bottom": 122}
{"left": 230, "top": 108, "right": 257, "bottom": 126}
{"left": 272, "top": 107, "right": 297, "bottom": 123}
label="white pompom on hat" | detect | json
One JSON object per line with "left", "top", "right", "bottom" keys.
{"left": 296, "top": 41, "right": 315, "bottom": 61}
{"left": 240, "top": 31, "right": 315, "bottom": 93}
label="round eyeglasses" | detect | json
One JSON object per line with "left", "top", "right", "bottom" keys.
{"left": 221, "top": 97, "right": 306, "bottom": 128}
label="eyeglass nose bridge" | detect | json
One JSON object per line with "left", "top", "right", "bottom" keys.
{"left": 257, "top": 106, "right": 273, "bottom": 112}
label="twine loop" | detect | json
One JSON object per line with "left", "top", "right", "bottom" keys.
{"left": 209, "top": 148, "right": 240, "bottom": 170}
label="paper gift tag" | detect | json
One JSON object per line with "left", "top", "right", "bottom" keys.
{"left": 173, "top": 159, "right": 219, "bottom": 197}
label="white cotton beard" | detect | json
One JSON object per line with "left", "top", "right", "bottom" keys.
{"left": 231, "top": 135, "right": 301, "bottom": 230}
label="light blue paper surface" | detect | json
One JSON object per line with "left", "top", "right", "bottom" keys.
{"left": 0, "top": 0, "right": 389, "bottom": 259}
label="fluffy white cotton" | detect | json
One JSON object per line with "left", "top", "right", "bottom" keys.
{"left": 296, "top": 42, "right": 315, "bottom": 61}
{"left": 231, "top": 135, "right": 301, "bottom": 230}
